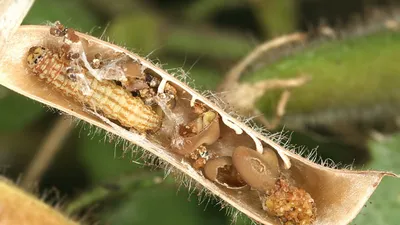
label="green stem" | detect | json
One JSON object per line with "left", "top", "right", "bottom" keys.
{"left": 65, "top": 171, "right": 169, "bottom": 215}
{"left": 164, "top": 26, "right": 253, "bottom": 60}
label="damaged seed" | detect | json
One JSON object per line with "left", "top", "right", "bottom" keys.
{"left": 173, "top": 111, "right": 220, "bottom": 155}
{"left": 232, "top": 146, "right": 316, "bottom": 224}
{"left": 203, "top": 156, "right": 247, "bottom": 189}
{"left": 261, "top": 179, "right": 316, "bottom": 225}
{"left": 192, "top": 101, "right": 208, "bottom": 114}
{"left": 232, "top": 146, "right": 280, "bottom": 191}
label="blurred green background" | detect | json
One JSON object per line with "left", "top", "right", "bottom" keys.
{"left": 0, "top": 0, "right": 399, "bottom": 224}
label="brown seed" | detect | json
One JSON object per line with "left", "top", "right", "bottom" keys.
{"left": 173, "top": 111, "right": 220, "bottom": 155}
{"left": 192, "top": 102, "right": 208, "bottom": 114}
{"left": 232, "top": 146, "right": 280, "bottom": 191}
{"left": 202, "top": 111, "right": 216, "bottom": 127}
{"left": 203, "top": 156, "right": 247, "bottom": 189}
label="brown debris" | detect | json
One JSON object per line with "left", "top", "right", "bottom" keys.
{"left": 50, "top": 21, "right": 79, "bottom": 43}
{"left": 261, "top": 179, "right": 317, "bottom": 225}
{"left": 49, "top": 21, "right": 67, "bottom": 37}
{"left": 172, "top": 110, "right": 220, "bottom": 155}
{"left": 187, "top": 145, "right": 217, "bottom": 170}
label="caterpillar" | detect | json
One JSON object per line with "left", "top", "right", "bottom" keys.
{"left": 26, "top": 46, "right": 162, "bottom": 133}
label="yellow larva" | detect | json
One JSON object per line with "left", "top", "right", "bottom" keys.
{"left": 26, "top": 46, "right": 162, "bottom": 133}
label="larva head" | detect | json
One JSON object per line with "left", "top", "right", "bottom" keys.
{"left": 27, "top": 46, "right": 48, "bottom": 69}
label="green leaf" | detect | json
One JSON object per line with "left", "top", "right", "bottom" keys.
{"left": 0, "top": 89, "right": 45, "bottom": 131}
{"left": 165, "top": 27, "right": 253, "bottom": 60}
{"left": 107, "top": 12, "right": 160, "bottom": 54}
{"left": 352, "top": 133, "right": 400, "bottom": 225}
{"left": 76, "top": 130, "right": 141, "bottom": 183}
{"left": 65, "top": 171, "right": 166, "bottom": 215}
{"left": 23, "top": 0, "right": 102, "bottom": 34}
{"left": 102, "top": 184, "right": 227, "bottom": 225}
{"left": 246, "top": 31, "right": 400, "bottom": 115}
{"left": 184, "top": 0, "right": 242, "bottom": 22}
{"left": 163, "top": 61, "right": 223, "bottom": 91}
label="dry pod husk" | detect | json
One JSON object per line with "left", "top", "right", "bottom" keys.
{"left": 0, "top": 177, "right": 77, "bottom": 225}
{"left": 0, "top": 25, "right": 397, "bottom": 225}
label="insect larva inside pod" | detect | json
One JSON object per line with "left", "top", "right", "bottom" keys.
{"left": 26, "top": 46, "right": 162, "bottom": 134}
{"left": 8, "top": 24, "right": 391, "bottom": 225}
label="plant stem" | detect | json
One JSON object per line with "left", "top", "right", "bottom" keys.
{"left": 21, "top": 116, "right": 74, "bottom": 190}
{"left": 65, "top": 171, "right": 169, "bottom": 215}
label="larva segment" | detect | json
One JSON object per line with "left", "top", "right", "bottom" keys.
{"left": 26, "top": 46, "right": 162, "bottom": 133}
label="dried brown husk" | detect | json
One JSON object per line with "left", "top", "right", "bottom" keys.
{"left": 0, "top": 26, "right": 397, "bottom": 225}
{"left": 0, "top": 177, "right": 77, "bottom": 225}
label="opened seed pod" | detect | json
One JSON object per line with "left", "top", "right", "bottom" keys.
{"left": 0, "top": 25, "right": 397, "bottom": 225}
